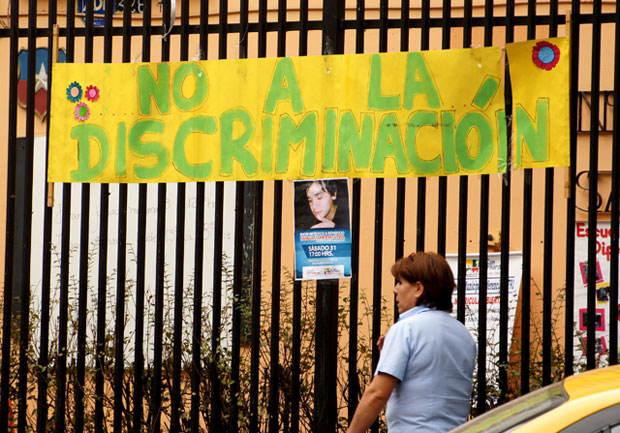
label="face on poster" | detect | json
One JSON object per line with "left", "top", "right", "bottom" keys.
{"left": 293, "top": 178, "right": 352, "bottom": 280}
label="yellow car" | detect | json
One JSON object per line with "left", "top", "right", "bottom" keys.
{"left": 450, "top": 365, "right": 620, "bottom": 433}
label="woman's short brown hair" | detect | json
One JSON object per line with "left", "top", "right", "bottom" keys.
{"left": 391, "top": 252, "right": 456, "bottom": 312}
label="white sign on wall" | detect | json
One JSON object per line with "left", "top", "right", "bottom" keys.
{"left": 574, "top": 221, "right": 620, "bottom": 365}
{"left": 30, "top": 137, "right": 237, "bottom": 365}
{"left": 446, "top": 252, "right": 523, "bottom": 374}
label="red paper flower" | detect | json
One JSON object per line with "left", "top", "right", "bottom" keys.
{"left": 85, "top": 85, "right": 100, "bottom": 102}
{"left": 532, "top": 41, "right": 560, "bottom": 70}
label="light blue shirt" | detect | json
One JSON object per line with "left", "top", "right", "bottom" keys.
{"left": 375, "top": 305, "right": 476, "bottom": 433}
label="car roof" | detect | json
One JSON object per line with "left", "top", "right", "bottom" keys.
{"left": 449, "top": 365, "right": 620, "bottom": 433}
{"left": 562, "top": 364, "right": 620, "bottom": 400}
{"left": 514, "top": 365, "right": 620, "bottom": 433}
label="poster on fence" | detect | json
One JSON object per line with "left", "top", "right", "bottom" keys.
{"left": 574, "top": 221, "right": 620, "bottom": 364}
{"left": 293, "top": 178, "right": 352, "bottom": 280}
{"left": 446, "top": 252, "right": 523, "bottom": 373}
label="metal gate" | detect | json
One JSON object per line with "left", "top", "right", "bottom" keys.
{"left": 1, "top": 0, "right": 619, "bottom": 432}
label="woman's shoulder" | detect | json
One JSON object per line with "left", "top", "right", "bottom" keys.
{"left": 398, "top": 308, "right": 454, "bottom": 328}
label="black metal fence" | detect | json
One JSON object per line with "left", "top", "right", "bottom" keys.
{"left": 1, "top": 0, "right": 619, "bottom": 432}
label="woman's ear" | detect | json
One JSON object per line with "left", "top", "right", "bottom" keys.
{"left": 415, "top": 281, "right": 424, "bottom": 298}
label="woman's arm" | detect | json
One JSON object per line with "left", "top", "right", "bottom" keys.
{"left": 347, "top": 373, "right": 398, "bottom": 433}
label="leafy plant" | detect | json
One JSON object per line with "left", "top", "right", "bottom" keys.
{"left": 3, "top": 249, "right": 393, "bottom": 432}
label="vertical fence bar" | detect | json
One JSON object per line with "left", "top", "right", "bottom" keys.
{"left": 250, "top": 2, "right": 268, "bottom": 432}
{"left": 314, "top": 279, "right": 339, "bottom": 432}
{"left": 373, "top": 0, "right": 388, "bottom": 411}
{"left": 239, "top": 0, "right": 249, "bottom": 59}
{"left": 38, "top": 10, "right": 59, "bottom": 430}
{"left": 56, "top": 185, "right": 71, "bottom": 433}
{"left": 355, "top": 0, "right": 365, "bottom": 55}
{"left": 249, "top": 177, "right": 264, "bottom": 433}
{"left": 456, "top": 0, "right": 473, "bottom": 325}
{"left": 498, "top": 0, "right": 515, "bottom": 403}
{"left": 95, "top": 182, "right": 109, "bottom": 433}
{"left": 586, "top": 0, "right": 602, "bottom": 370}
{"left": 113, "top": 188, "right": 128, "bottom": 433}
{"left": 314, "top": 2, "right": 343, "bottom": 433}
{"left": 610, "top": 1, "right": 620, "bottom": 367}
{"left": 249, "top": 175, "right": 264, "bottom": 432}
{"left": 520, "top": 180, "right": 532, "bottom": 389}
{"left": 268, "top": 174, "right": 282, "bottom": 433}
{"left": 437, "top": 0, "right": 451, "bottom": 257}
{"left": 230, "top": 0, "right": 248, "bottom": 431}
{"left": 75, "top": 1, "right": 94, "bottom": 430}
{"left": 209, "top": 153, "right": 223, "bottom": 429}
{"left": 134, "top": 179, "right": 148, "bottom": 433}
{"left": 348, "top": 172, "right": 362, "bottom": 419}
{"left": 94, "top": 221, "right": 110, "bottom": 433}
{"left": 154, "top": 1, "right": 172, "bottom": 430}
{"left": 476, "top": 188, "right": 489, "bottom": 415}
{"left": 371, "top": 178, "right": 384, "bottom": 433}
{"left": 347, "top": 1, "right": 365, "bottom": 424}
{"left": 154, "top": 15, "right": 172, "bottom": 428}
{"left": 171, "top": 181, "right": 186, "bottom": 433}
{"left": 541, "top": 0, "right": 560, "bottom": 387}
{"left": 291, "top": 2, "right": 308, "bottom": 432}
{"left": 190, "top": 195, "right": 205, "bottom": 433}
{"left": 416, "top": 0, "right": 430, "bottom": 252}
{"left": 152, "top": 181, "right": 167, "bottom": 433}
{"left": 268, "top": 2, "right": 286, "bottom": 430}
{"left": 56, "top": 0, "right": 76, "bottom": 428}
{"left": 456, "top": 188, "right": 468, "bottom": 323}
{"left": 113, "top": 4, "right": 133, "bottom": 431}
{"left": 0, "top": 0, "right": 19, "bottom": 427}
{"left": 475, "top": 0, "right": 494, "bottom": 415}
{"left": 238, "top": 14, "right": 251, "bottom": 421}
{"left": 291, "top": 284, "right": 302, "bottom": 433}
{"left": 230, "top": 176, "right": 244, "bottom": 433}
{"left": 209, "top": 6, "right": 225, "bottom": 433}
{"left": 170, "top": 0, "right": 191, "bottom": 429}
{"left": 210, "top": 176, "right": 224, "bottom": 433}
{"left": 95, "top": 3, "right": 114, "bottom": 430}
{"left": 191, "top": 2, "right": 208, "bottom": 429}
{"left": 564, "top": 1, "right": 580, "bottom": 378}
{"left": 16, "top": 0, "right": 38, "bottom": 430}
{"left": 520, "top": 0, "right": 536, "bottom": 396}
{"left": 395, "top": 0, "right": 408, "bottom": 261}
{"left": 370, "top": 1, "right": 388, "bottom": 431}
{"left": 133, "top": 4, "right": 152, "bottom": 430}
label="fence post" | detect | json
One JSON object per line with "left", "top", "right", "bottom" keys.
{"left": 314, "top": 3, "right": 344, "bottom": 432}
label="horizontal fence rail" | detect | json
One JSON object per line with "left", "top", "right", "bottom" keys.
{"left": 1, "top": 1, "right": 619, "bottom": 432}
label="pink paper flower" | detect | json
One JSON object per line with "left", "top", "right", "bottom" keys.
{"left": 74, "top": 102, "right": 90, "bottom": 121}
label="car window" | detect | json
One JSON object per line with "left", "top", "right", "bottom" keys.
{"left": 450, "top": 382, "right": 568, "bottom": 433}
{"left": 560, "top": 403, "right": 620, "bottom": 433}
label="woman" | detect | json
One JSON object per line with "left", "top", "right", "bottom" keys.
{"left": 348, "top": 252, "right": 476, "bottom": 433}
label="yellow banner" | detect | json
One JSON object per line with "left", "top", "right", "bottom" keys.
{"left": 49, "top": 47, "right": 512, "bottom": 183}
{"left": 505, "top": 37, "right": 570, "bottom": 169}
